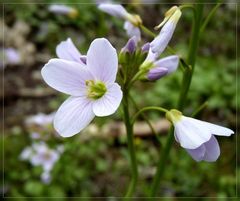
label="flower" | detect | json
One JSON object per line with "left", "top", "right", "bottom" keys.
{"left": 121, "top": 36, "right": 138, "bottom": 54}
{"left": 98, "top": 4, "right": 142, "bottom": 41}
{"left": 56, "top": 38, "right": 86, "bottom": 64}
{"left": 20, "top": 142, "right": 63, "bottom": 183}
{"left": 166, "top": 109, "right": 234, "bottom": 162}
{"left": 25, "top": 113, "right": 55, "bottom": 127}
{"left": 48, "top": 4, "right": 78, "bottom": 18}
{"left": 41, "top": 38, "right": 123, "bottom": 137}
{"left": 140, "top": 46, "right": 179, "bottom": 81}
{"left": 150, "top": 6, "right": 181, "bottom": 55}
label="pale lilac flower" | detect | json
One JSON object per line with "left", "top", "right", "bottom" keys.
{"left": 1, "top": 48, "right": 21, "bottom": 68}
{"left": 41, "top": 38, "right": 123, "bottom": 137}
{"left": 150, "top": 6, "right": 181, "bottom": 55}
{"left": 30, "top": 132, "right": 41, "bottom": 139}
{"left": 147, "top": 55, "right": 179, "bottom": 81}
{"left": 56, "top": 38, "right": 86, "bottom": 64}
{"left": 20, "top": 147, "right": 33, "bottom": 160}
{"left": 98, "top": 4, "right": 142, "bottom": 41}
{"left": 140, "top": 46, "right": 179, "bottom": 81}
{"left": 48, "top": 4, "right": 78, "bottom": 18}
{"left": 166, "top": 109, "right": 234, "bottom": 162}
{"left": 30, "top": 142, "right": 60, "bottom": 172}
{"left": 25, "top": 113, "right": 55, "bottom": 127}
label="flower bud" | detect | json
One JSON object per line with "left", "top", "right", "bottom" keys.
{"left": 147, "top": 67, "right": 168, "bottom": 81}
{"left": 121, "top": 36, "right": 137, "bottom": 54}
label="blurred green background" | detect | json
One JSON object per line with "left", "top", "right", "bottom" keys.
{"left": 1, "top": 0, "right": 239, "bottom": 199}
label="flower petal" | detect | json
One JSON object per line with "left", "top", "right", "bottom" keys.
{"left": 154, "top": 55, "right": 179, "bottom": 74}
{"left": 56, "top": 38, "right": 84, "bottom": 64}
{"left": 41, "top": 58, "right": 94, "bottom": 96}
{"left": 124, "top": 21, "right": 141, "bottom": 42}
{"left": 87, "top": 38, "right": 118, "bottom": 84}
{"left": 92, "top": 83, "right": 123, "bottom": 117}
{"left": 150, "top": 20, "right": 176, "bottom": 56}
{"left": 186, "top": 144, "right": 206, "bottom": 162}
{"left": 200, "top": 121, "right": 234, "bottom": 136}
{"left": 202, "top": 135, "right": 220, "bottom": 162}
{"left": 54, "top": 96, "right": 95, "bottom": 137}
{"left": 174, "top": 116, "right": 212, "bottom": 149}
{"left": 98, "top": 4, "right": 128, "bottom": 19}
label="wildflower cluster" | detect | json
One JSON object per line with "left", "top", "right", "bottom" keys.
{"left": 40, "top": 3, "right": 235, "bottom": 197}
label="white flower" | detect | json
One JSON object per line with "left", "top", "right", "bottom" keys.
{"left": 56, "top": 38, "right": 86, "bottom": 64}
{"left": 140, "top": 46, "right": 179, "bottom": 81}
{"left": 30, "top": 142, "right": 60, "bottom": 172}
{"left": 48, "top": 4, "right": 78, "bottom": 18}
{"left": 150, "top": 6, "right": 181, "bottom": 55}
{"left": 20, "top": 147, "right": 33, "bottom": 160}
{"left": 98, "top": 4, "right": 142, "bottom": 41}
{"left": 41, "top": 38, "right": 123, "bottom": 137}
{"left": 25, "top": 113, "right": 55, "bottom": 127}
{"left": 166, "top": 109, "right": 234, "bottom": 162}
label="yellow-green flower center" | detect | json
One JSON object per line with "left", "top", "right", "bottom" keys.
{"left": 165, "top": 109, "right": 182, "bottom": 124}
{"left": 86, "top": 80, "right": 107, "bottom": 100}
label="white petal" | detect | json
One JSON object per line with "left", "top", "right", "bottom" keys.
{"left": 56, "top": 38, "right": 84, "bottom": 64}
{"left": 174, "top": 116, "right": 212, "bottom": 149}
{"left": 124, "top": 21, "right": 141, "bottom": 42}
{"left": 54, "top": 96, "right": 95, "bottom": 137}
{"left": 154, "top": 55, "right": 179, "bottom": 74}
{"left": 98, "top": 4, "right": 128, "bottom": 18}
{"left": 41, "top": 59, "right": 94, "bottom": 96}
{"left": 92, "top": 83, "right": 123, "bottom": 117}
{"left": 49, "top": 5, "right": 74, "bottom": 14}
{"left": 144, "top": 47, "right": 158, "bottom": 63}
{"left": 87, "top": 38, "right": 118, "bottom": 84}
{"left": 200, "top": 121, "right": 234, "bottom": 136}
{"left": 186, "top": 144, "right": 206, "bottom": 162}
{"left": 150, "top": 20, "right": 176, "bottom": 56}
{"left": 202, "top": 135, "right": 220, "bottom": 162}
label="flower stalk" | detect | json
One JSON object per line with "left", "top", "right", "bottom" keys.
{"left": 122, "top": 90, "right": 138, "bottom": 197}
{"left": 149, "top": 2, "right": 204, "bottom": 196}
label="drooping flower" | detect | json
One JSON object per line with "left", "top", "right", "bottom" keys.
{"left": 150, "top": 6, "right": 181, "bottom": 55}
{"left": 48, "top": 4, "right": 78, "bottom": 18}
{"left": 98, "top": 4, "right": 142, "bottom": 41}
{"left": 41, "top": 38, "right": 123, "bottom": 137}
{"left": 166, "top": 109, "right": 234, "bottom": 162}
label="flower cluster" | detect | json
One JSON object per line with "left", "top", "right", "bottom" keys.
{"left": 20, "top": 142, "right": 64, "bottom": 184}
{"left": 41, "top": 3, "right": 235, "bottom": 164}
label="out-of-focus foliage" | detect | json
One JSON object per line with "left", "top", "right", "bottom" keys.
{"left": 2, "top": 1, "right": 237, "bottom": 199}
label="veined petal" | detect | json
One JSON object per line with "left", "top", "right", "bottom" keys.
{"left": 56, "top": 38, "right": 84, "bottom": 64}
{"left": 87, "top": 38, "right": 118, "bottom": 84}
{"left": 54, "top": 96, "right": 95, "bottom": 137}
{"left": 98, "top": 4, "right": 128, "bottom": 19}
{"left": 154, "top": 55, "right": 179, "bottom": 74}
{"left": 202, "top": 135, "right": 220, "bottom": 162}
{"left": 186, "top": 144, "right": 206, "bottom": 162}
{"left": 92, "top": 83, "right": 123, "bottom": 117}
{"left": 174, "top": 116, "right": 212, "bottom": 149}
{"left": 124, "top": 21, "right": 141, "bottom": 42}
{"left": 200, "top": 121, "right": 234, "bottom": 136}
{"left": 150, "top": 20, "right": 176, "bottom": 56}
{"left": 41, "top": 58, "right": 94, "bottom": 96}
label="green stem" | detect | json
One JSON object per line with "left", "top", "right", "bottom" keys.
{"left": 149, "top": 2, "right": 204, "bottom": 197}
{"left": 200, "top": 2, "right": 222, "bottom": 35}
{"left": 129, "top": 95, "right": 159, "bottom": 138}
{"left": 140, "top": 24, "right": 157, "bottom": 38}
{"left": 123, "top": 91, "right": 138, "bottom": 198}
{"left": 132, "top": 106, "right": 168, "bottom": 124}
